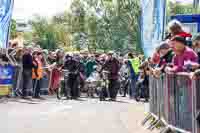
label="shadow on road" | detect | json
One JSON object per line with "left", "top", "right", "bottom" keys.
{"left": 74, "top": 98, "right": 87, "bottom": 102}
{"left": 114, "top": 100, "right": 131, "bottom": 104}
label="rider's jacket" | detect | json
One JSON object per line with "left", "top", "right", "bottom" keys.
{"left": 64, "top": 58, "right": 80, "bottom": 73}
{"left": 102, "top": 58, "right": 120, "bottom": 80}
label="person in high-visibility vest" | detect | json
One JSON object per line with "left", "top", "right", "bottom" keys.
{"left": 128, "top": 53, "right": 140, "bottom": 99}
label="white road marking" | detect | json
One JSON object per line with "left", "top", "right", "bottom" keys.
{"left": 40, "top": 105, "right": 73, "bottom": 115}
{"left": 144, "top": 103, "right": 149, "bottom": 113}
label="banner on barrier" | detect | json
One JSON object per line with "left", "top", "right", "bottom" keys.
{"left": 0, "top": 0, "right": 14, "bottom": 48}
{"left": 0, "top": 65, "right": 14, "bottom": 95}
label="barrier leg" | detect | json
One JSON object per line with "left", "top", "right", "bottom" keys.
{"left": 141, "top": 113, "right": 152, "bottom": 125}
{"left": 150, "top": 120, "right": 162, "bottom": 130}
{"left": 147, "top": 118, "right": 159, "bottom": 130}
{"left": 160, "top": 126, "right": 172, "bottom": 133}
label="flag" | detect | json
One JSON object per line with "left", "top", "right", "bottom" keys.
{"left": 0, "top": 0, "right": 14, "bottom": 48}
{"left": 140, "top": 0, "right": 166, "bottom": 57}
{"left": 193, "top": 0, "right": 200, "bottom": 8}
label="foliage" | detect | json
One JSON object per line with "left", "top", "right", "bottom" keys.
{"left": 168, "top": 1, "right": 200, "bottom": 15}
{"left": 30, "top": 16, "right": 57, "bottom": 49}
{"left": 23, "top": 0, "right": 142, "bottom": 53}
{"left": 10, "top": 19, "right": 17, "bottom": 39}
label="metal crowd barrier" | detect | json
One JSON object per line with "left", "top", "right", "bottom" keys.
{"left": 11, "top": 66, "right": 49, "bottom": 97}
{"left": 193, "top": 76, "right": 200, "bottom": 133}
{"left": 142, "top": 72, "right": 200, "bottom": 133}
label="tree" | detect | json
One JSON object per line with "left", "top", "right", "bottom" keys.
{"left": 25, "top": 0, "right": 142, "bottom": 53}
{"left": 168, "top": 1, "right": 200, "bottom": 15}
{"left": 10, "top": 19, "right": 17, "bottom": 39}
{"left": 30, "top": 16, "right": 57, "bottom": 49}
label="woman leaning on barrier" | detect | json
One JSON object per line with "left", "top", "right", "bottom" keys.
{"left": 152, "top": 42, "right": 174, "bottom": 78}
{"left": 165, "top": 36, "right": 199, "bottom": 73}
{"left": 193, "top": 35, "right": 200, "bottom": 65}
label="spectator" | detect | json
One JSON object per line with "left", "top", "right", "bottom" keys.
{"left": 102, "top": 51, "right": 120, "bottom": 101}
{"left": 128, "top": 53, "right": 140, "bottom": 99}
{"left": 193, "top": 35, "right": 200, "bottom": 64}
{"left": 49, "top": 50, "right": 64, "bottom": 94}
{"left": 153, "top": 42, "right": 174, "bottom": 77}
{"left": 32, "top": 51, "right": 44, "bottom": 98}
{"left": 135, "top": 61, "right": 150, "bottom": 101}
{"left": 119, "top": 59, "right": 129, "bottom": 97}
{"left": 151, "top": 49, "right": 160, "bottom": 67}
{"left": 13, "top": 48, "right": 23, "bottom": 96}
{"left": 42, "top": 49, "right": 49, "bottom": 66}
{"left": 22, "top": 47, "right": 33, "bottom": 98}
{"left": 47, "top": 51, "right": 56, "bottom": 64}
{"left": 86, "top": 55, "right": 97, "bottom": 78}
{"left": 165, "top": 36, "right": 198, "bottom": 73}
{"left": 168, "top": 20, "right": 192, "bottom": 47}
{"left": 64, "top": 55, "right": 81, "bottom": 99}
{"left": 158, "top": 42, "right": 174, "bottom": 66}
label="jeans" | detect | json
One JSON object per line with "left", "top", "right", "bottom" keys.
{"left": 129, "top": 75, "right": 138, "bottom": 98}
{"left": 33, "top": 79, "right": 41, "bottom": 98}
{"left": 108, "top": 79, "right": 120, "bottom": 99}
{"left": 13, "top": 66, "right": 23, "bottom": 96}
{"left": 68, "top": 73, "right": 80, "bottom": 98}
{"left": 22, "top": 69, "right": 33, "bottom": 97}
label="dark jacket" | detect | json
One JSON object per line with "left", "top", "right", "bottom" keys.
{"left": 197, "top": 52, "right": 200, "bottom": 64}
{"left": 64, "top": 58, "right": 80, "bottom": 73}
{"left": 86, "top": 60, "right": 96, "bottom": 77}
{"left": 103, "top": 58, "right": 120, "bottom": 80}
{"left": 158, "top": 50, "right": 174, "bottom": 67}
{"left": 22, "top": 54, "right": 33, "bottom": 70}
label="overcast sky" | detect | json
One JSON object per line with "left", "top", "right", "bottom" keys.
{"left": 170, "top": 0, "right": 194, "bottom": 3}
{"left": 13, "top": 0, "right": 196, "bottom": 20}
{"left": 13, "top": 0, "right": 72, "bottom": 20}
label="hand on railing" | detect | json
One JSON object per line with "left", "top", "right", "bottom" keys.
{"left": 191, "top": 64, "right": 200, "bottom": 70}
{"left": 190, "top": 69, "right": 200, "bottom": 80}
{"left": 152, "top": 68, "right": 162, "bottom": 78}
{"left": 164, "top": 67, "right": 176, "bottom": 74}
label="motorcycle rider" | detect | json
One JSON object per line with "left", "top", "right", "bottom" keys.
{"left": 101, "top": 51, "right": 120, "bottom": 101}
{"left": 64, "top": 54, "right": 81, "bottom": 99}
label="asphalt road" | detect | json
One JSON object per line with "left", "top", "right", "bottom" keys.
{"left": 0, "top": 96, "right": 156, "bottom": 133}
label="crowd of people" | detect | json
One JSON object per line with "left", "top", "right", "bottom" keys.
{"left": 0, "top": 19, "right": 200, "bottom": 102}
{"left": 150, "top": 20, "right": 200, "bottom": 77}
{"left": 0, "top": 42, "right": 144, "bottom": 101}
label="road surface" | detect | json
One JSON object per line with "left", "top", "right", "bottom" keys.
{"left": 0, "top": 96, "right": 157, "bottom": 133}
